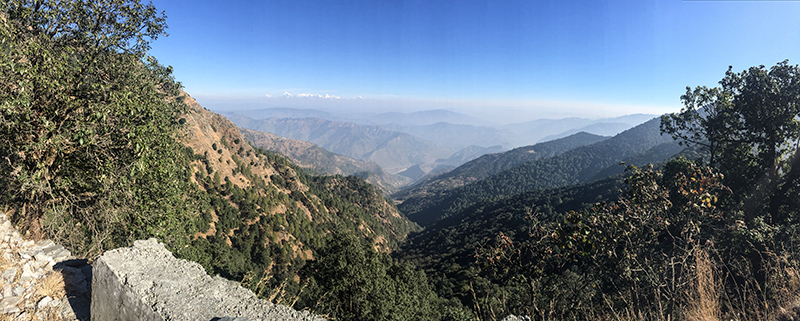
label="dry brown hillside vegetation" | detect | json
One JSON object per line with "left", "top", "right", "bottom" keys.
{"left": 179, "top": 92, "right": 418, "bottom": 251}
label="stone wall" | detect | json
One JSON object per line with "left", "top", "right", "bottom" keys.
{"left": 0, "top": 213, "right": 90, "bottom": 320}
{"left": 91, "top": 238, "right": 324, "bottom": 321}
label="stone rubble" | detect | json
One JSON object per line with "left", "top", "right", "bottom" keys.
{"left": 0, "top": 213, "right": 90, "bottom": 320}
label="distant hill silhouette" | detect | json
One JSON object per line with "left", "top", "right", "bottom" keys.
{"left": 365, "top": 109, "right": 488, "bottom": 126}
{"left": 393, "top": 132, "right": 608, "bottom": 203}
{"left": 500, "top": 114, "right": 655, "bottom": 147}
{"left": 225, "top": 114, "right": 454, "bottom": 175}
{"left": 398, "top": 117, "right": 682, "bottom": 226}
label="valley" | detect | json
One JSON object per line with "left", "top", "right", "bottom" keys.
{"left": 224, "top": 108, "right": 655, "bottom": 183}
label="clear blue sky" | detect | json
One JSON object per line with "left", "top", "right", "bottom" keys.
{"left": 148, "top": 0, "right": 800, "bottom": 121}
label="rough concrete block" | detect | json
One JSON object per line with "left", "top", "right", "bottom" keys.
{"left": 91, "top": 238, "right": 325, "bottom": 321}
{"left": 91, "top": 252, "right": 164, "bottom": 321}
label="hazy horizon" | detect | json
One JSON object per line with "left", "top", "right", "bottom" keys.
{"left": 150, "top": 0, "right": 800, "bottom": 121}
{"left": 203, "top": 95, "right": 661, "bottom": 125}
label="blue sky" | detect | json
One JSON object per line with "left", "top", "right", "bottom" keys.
{"left": 148, "top": 0, "right": 800, "bottom": 121}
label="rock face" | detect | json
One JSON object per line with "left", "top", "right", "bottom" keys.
{"left": 91, "top": 238, "right": 325, "bottom": 321}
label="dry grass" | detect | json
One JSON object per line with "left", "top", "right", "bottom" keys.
{"left": 0, "top": 272, "right": 67, "bottom": 321}
{"left": 685, "top": 247, "right": 719, "bottom": 321}
{"left": 507, "top": 245, "right": 800, "bottom": 321}
{"left": 35, "top": 272, "right": 65, "bottom": 300}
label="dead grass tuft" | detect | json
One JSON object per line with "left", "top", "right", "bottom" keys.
{"left": 35, "top": 272, "right": 66, "bottom": 300}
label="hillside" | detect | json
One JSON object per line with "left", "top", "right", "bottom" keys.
{"left": 239, "top": 127, "right": 411, "bottom": 193}
{"left": 393, "top": 132, "right": 608, "bottom": 202}
{"left": 225, "top": 114, "right": 454, "bottom": 174}
{"left": 175, "top": 94, "right": 421, "bottom": 294}
{"left": 398, "top": 118, "right": 681, "bottom": 226}
{"left": 397, "top": 175, "right": 626, "bottom": 310}
{"left": 397, "top": 146, "right": 702, "bottom": 292}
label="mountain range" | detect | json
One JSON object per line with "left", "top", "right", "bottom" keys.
{"left": 392, "top": 131, "right": 609, "bottom": 202}
{"left": 224, "top": 114, "right": 455, "bottom": 174}
{"left": 179, "top": 93, "right": 419, "bottom": 265}
{"left": 223, "top": 109, "right": 655, "bottom": 184}
{"left": 396, "top": 117, "right": 683, "bottom": 226}
{"left": 238, "top": 127, "right": 411, "bottom": 193}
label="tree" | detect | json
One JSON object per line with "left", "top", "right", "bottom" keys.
{"left": 659, "top": 61, "right": 800, "bottom": 307}
{"left": 0, "top": 0, "right": 197, "bottom": 255}
{"left": 660, "top": 85, "right": 733, "bottom": 167}
{"left": 299, "top": 233, "right": 442, "bottom": 321}
{"left": 661, "top": 61, "right": 800, "bottom": 225}
{"left": 475, "top": 160, "right": 731, "bottom": 319}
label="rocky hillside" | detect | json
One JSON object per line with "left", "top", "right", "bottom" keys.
{"left": 0, "top": 212, "right": 90, "bottom": 320}
{"left": 177, "top": 93, "right": 420, "bottom": 290}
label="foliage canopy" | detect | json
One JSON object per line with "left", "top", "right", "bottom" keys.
{"left": 662, "top": 60, "right": 800, "bottom": 225}
{"left": 0, "top": 0, "right": 199, "bottom": 255}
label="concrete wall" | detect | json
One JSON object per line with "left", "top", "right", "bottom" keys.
{"left": 91, "top": 239, "right": 324, "bottom": 321}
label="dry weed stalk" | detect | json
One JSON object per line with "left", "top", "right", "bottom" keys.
{"left": 685, "top": 246, "right": 719, "bottom": 321}
{"left": 268, "top": 279, "right": 288, "bottom": 304}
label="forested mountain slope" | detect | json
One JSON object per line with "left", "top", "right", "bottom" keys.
{"left": 182, "top": 94, "right": 419, "bottom": 250}
{"left": 393, "top": 131, "right": 608, "bottom": 202}
{"left": 398, "top": 118, "right": 681, "bottom": 226}
{"left": 397, "top": 174, "right": 626, "bottom": 309}
{"left": 161, "top": 94, "right": 423, "bottom": 300}
{"left": 397, "top": 146, "right": 703, "bottom": 297}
